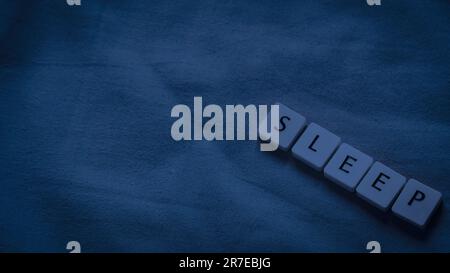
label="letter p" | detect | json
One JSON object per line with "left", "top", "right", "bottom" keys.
{"left": 408, "top": 190, "right": 425, "bottom": 206}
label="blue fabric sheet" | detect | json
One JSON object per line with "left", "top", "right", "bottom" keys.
{"left": 0, "top": 0, "right": 449, "bottom": 252}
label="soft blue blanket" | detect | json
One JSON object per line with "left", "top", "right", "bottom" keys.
{"left": 0, "top": 0, "right": 449, "bottom": 252}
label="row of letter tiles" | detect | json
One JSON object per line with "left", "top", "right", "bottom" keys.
{"left": 272, "top": 103, "right": 307, "bottom": 151}
{"left": 275, "top": 103, "right": 442, "bottom": 228}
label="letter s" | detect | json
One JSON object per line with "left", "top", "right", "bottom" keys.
{"left": 275, "top": 116, "right": 290, "bottom": 132}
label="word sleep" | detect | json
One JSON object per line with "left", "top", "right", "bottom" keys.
{"left": 268, "top": 103, "right": 442, "bottom": 229}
